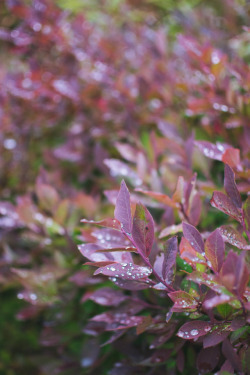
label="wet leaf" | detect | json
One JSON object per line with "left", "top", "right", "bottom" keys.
{"left": 131, "top": 202, "right": 154, "bottom": 257}
{"left": 169, "top": 290, "right": 198, "bottom": 312}
{"left": 195, "top": 140, "right": 225, "bottom": 160}
{"left": 94, "top": 262, "right": 152, "bottom": 280}
{"left": 182, "top": 222, "right": 204, "bottom": 254}
{"left": 81, "top": 218, "right": 121, "bottom": 230}
{"left": 219, "top": 225, "right": 250, "bottom": 249}
{"left": 210, "top": 192, "right": 242, "bottom": 222}
{"left": 224, "top": 164, "right": 241, "bottom": 208}
{"left": 177, "top": 321, "right": 212, "bottom": 339}
{"left": 114, "top": 180, "right": 132, "bottom": 234}
{"left": 162, "top": 236, "right": 178, "bottom": 285}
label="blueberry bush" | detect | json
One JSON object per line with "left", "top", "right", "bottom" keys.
{"left": 0, "top": 0, "right": 249, "bottom": 374}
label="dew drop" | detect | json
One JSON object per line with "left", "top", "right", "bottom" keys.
{"left": 190, "top": 329, "right": 198, "bottom": 336}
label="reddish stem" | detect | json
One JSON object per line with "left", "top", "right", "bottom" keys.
{"left": 121, "top": 229, "right": 175, "bottom": 292}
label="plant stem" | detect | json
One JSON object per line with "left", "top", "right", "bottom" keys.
{"left": 122, "top": 229, "right": 175, "bottom": 292}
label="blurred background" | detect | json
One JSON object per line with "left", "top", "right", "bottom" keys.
{"left": 0, "top": 0, "right": 249, "bottom": 374}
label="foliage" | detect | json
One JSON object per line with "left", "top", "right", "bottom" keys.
{"left": 0, "top": 0, "right": 249, "bottom": 374}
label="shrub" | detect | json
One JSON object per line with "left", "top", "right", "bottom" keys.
{"left": 79, "top": 158, "right": 250, "bottom": 374}
{"left": 0, "top": 0, "right": 249, "bottom": 374}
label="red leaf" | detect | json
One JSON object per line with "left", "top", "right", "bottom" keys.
{"left": 169, "top": 291, "right": 198, "bottom": 312}
{"left": 224, "top": 164, "right": 241, "bottom": 208}
{"left": 177, "top": 321, "right": 212, "bottom": 339}
{"left": 135, "top": 189, "right": 176, "bottom": 208}
{"left": 182, "top": 222, "right": 204, "bottom": 254}
{"left": 222, "top": 148, "right": 241, "bottom": 169}
{"left": 210, "top": 192, "right": 242, "bottom": 222}
{"left": 188, "top": 191, "right": 202, "bottom": 226}
{"left": 205, "top": 229, "right": 225, "bottom": 272}
{"left": 131, "top": 202, "right": 154, "bottom": 257}
{"left": 114, "top": 180, "right": 132, "bottom": 234}
{"left": 219, "top": 225, "right": 250, "bottom": 249}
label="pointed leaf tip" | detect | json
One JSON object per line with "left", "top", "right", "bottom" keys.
{"left": 224, "top": 164, "right": 241, "bottom": 209}
{"left": 205, "top": 229, "right": 224, "bottom": 272}
{"left": 182, "top": 222, "right": 204, "bottom": 254}
{"left": 114, "top": 180, "right": 132, "bottom": 234}
{"left": 162, "top": 236, "right": 178, "bottom": 284}
{"left": 132, "top": 202, "right": 154, "bottom": 257}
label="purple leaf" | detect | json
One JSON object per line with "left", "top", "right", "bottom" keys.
{"left": 162, "top": 236, "right": 178, "bottom": 284}
{"left": 150, "top": 348, "right": 172, "bottom": 364}
{"left": 196, "top": 346, "right": 220, "bottom": 374}
{"left": 210, "top": 191, "right": 242, "bottom": 222}
{"left": 149, "top": 326, "right": 176, "bottom": 349}
{"left": 177, "top": 350, "right": 185, "bottom": 372}
{"left": 220, "top": 360, "right": 234, "bottom": 374}
{"left": 78, "top": 243, "right": 114, "bottom": 262}
{"left": 114, "top": 180, "right": 132, "bottom": 234}
{"left": 235, "top": 252, "right": 249, "bottom": 297}
{"left": 104, "top": 159, "right": 142, "bottom": 186}
{"left": 92, "top": 228, "right": 130, "bottom": 248}
{"left": 188, "top": 191, "right": 202, "bottom": 226}
{"left": 83, "top": 287, "right": 127, "bottom": 306}
{"left": 110, "top": 278, "right": 153, "bottom": 290}
{"left": 177, "top": 321, "right": 212, "bottom": 339}
{"left": 195, "top": 140, "right": 225, "bottom": 160}
{"left": 203, "top": 294, "right": 232, "bottom": 310}
{"left": 101, "top": 330, "right": 127, "bottom": 347}
{"left": 220, "top": 250, "right": 248, "bottom": 296}
{"left": 182, "top": 222, "right": 204, "bottom": 254}
{"left": 222, "top": 339, "right": 242, "bottom": 372}
{"left": 94, "top": 262, "right": 152, "bottom": 280}
{"left": 224, "top": 164, "right": 242, "bottom": 208}
{"left": 136, "top": 315, "right": 152, "bottom": 335}
{"left": 91, "top": 312, "right": 144, "bottom": 330}
{"left": 81, "top": 218, "right": 121, "bottom": 230}
{"left": 203, "top": 329, "right": 229, "bottom": 348}
{"left": 205, "top": 229, "right": 224, "bottom": 272}
{"left": 131, "top": 202, "right": 154, "bottom": 257}
{"left": 219, "top": 225, "right": 250, "bottom": 249}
